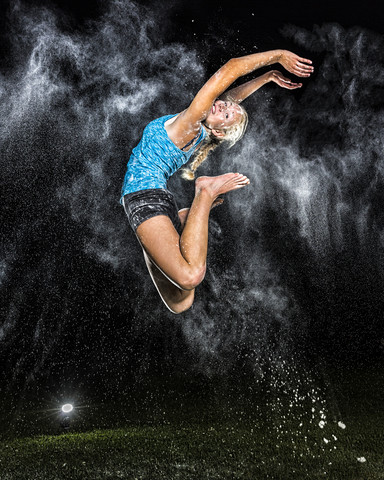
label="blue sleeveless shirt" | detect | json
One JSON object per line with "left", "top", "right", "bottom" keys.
{"left": 121, "top": 114, "right": 207, "bottom": 201}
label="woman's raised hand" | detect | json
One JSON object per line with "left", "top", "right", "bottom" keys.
{"left": 269, "top": 70, "right": 303, "bottom": 89}
{"left": 278, "top": 50, "right": 313, "bottom": 77}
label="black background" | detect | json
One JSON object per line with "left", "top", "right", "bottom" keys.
{"left": 1, "top": 0, "right": 384, "bottom": 433}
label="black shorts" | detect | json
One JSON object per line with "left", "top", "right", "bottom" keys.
{"left": 123, "top": 188, "right": 182, "bottom": 235}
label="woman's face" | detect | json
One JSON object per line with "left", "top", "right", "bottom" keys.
{"left": 205, "top": 99, "right": 243, "bottom": 131}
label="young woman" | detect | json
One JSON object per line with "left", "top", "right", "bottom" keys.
{"left": 121, "top": 49, "right": 313, "bottom": 314}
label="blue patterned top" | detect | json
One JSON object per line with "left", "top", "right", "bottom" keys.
{"left": 120, "top": 114, "right": 206, "bottom": 201}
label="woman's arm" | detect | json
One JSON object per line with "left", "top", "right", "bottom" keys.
{"left": 221, "top": 70, "right": 304, "bottom": 104}
{"left": 167, "top": 50, "right": 313, "bottom": 146}
{"left": 183, "top": 50, "right": 311, "bottom": 119}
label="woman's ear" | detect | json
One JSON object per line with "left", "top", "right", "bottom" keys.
{"left": 211, "top": 128, "right": 226, "bottom": 138}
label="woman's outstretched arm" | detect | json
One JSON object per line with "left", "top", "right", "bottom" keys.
{"left": 180, "top": 50, "right": 312, "bottom": 119}
{"left": 221, "top": 70, "right": 305, "bottom": 104}
{"left": 167, "top": 49, "right": 313, "bottom": 145}
{"left": 229, "top": 49, "right": 313, "bottom": 79}
{"left": 189, "top": 49, "right": 312, "bottom": 112}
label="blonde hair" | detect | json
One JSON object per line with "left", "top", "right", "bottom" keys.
{"left": 181, "top": 104, "right": 248, "bottom": 181}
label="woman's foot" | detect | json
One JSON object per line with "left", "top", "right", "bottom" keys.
{"left": 195, "top": 173, "right": 250, "bottom": 201}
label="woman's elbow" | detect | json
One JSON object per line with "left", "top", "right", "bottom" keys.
{"left": 221, "top": 58, "right": 242, "bottom": 79}
{"left": 225, "top": 57, "right": 240, "bottom": 69}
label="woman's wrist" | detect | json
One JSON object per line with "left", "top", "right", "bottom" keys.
{"left": 265, "top": 70, "right": 277, "bottom": 82}
{"left": 274, "top": 49, "right": 285, "bottom": 63}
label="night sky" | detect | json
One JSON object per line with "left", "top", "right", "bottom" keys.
{"left": 1, "top": 0, "right": 384, "bottom": 433}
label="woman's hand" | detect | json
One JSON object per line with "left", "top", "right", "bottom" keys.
{"left": 278, "top": 50, "right": 313, "bottom": 77}
{"left": 268, "top": 70, "right": 303, "bottom": 89}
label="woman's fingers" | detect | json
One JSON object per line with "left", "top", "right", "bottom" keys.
{"left": 284, "top": 82, "right": 302, "bottom": 89}
{"left": 279, "top": 80, "right": 302, "bottom": 89}
{"left": 281, "top": 51, "right": 314, "bottom": 77}
{"left": 277, "top": 73, "right": 293, "bottom": 83}
{"left": 298, "top": 56, "right": 313, "bottom": 65}
{"left": 291, "top": 62, "right": 314, "bottom": 77}
{"left": 271, "top": 71, "right": 302, "bottom": 89}
{"left": 293, "top": 70, "right": 311, "bottom": 77}
{"left": 296, "top": 63, "right": 314, "bottom": 74}
{"left": 297, "top": 62, "right": 313, "bottom": 72}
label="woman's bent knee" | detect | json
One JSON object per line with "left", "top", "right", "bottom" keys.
{"left": 177, "top": 265, "right": 206, "bottom": 291}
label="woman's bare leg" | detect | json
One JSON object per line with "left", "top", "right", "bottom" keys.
{"left": 141, "top": 249, "right": 195, "bottom": 314}
{"left": 136, "top": 173, "right": 249, "bottom": 313}
{"left": 178, "top": 197, "right": 223, "bottom": 229}
{"left": 140, "top": 198, "right": 224, "bottom": 314}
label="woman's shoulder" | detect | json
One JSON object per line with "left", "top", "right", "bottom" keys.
{"left": 146, "top": 114, "right": 178, "bottom": 129}
{"left": 143, "top": 114, "right": 179, "bottom": 139}
{"left": 138, "top": 114, "right": 177, "bottom": 147}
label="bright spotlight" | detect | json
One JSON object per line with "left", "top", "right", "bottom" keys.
{"left": 61, "top": 403, "right": 73, "bottom": 413}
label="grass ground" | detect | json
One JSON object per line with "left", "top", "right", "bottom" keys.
{"left": 1, "top": 364, "right": 383, "bottom": 479}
